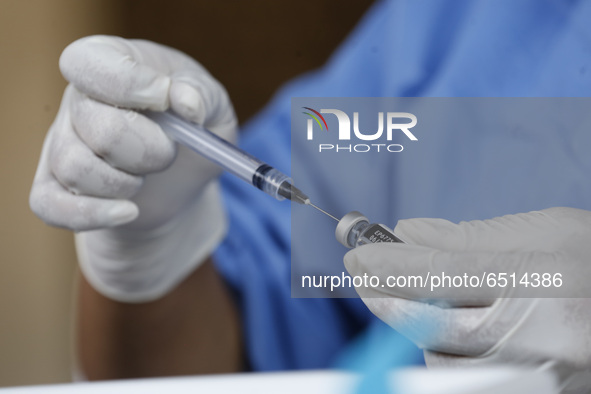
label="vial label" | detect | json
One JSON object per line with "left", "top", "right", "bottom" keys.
{"left": 359, "top": 224, "right": 404, "bottom": 245}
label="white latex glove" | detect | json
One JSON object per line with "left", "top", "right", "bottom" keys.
{"left": 30, "top": 35, "right": 237, "bottom": 302}
{"left": 344, "top": 207, "right": 591, "bottom": 393}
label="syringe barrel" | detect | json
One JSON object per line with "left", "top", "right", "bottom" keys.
{"left": 147, "top": 110, "right": 289, "bottom": 201}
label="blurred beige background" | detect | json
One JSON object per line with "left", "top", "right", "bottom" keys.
{"left": 0, "top": 0, "right": 123, "bottom": 386}
{"left": 0, "top": 0, "right": 371, "bottom": 387}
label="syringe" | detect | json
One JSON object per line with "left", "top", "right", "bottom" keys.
{"left": 147, "top": 110, "right": 312, "bottom": 206}
{"left": 148, "top": 111, "right": 405, "bottom": 249}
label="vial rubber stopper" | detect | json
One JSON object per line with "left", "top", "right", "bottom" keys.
{"left": 335, "top": 211, "right": 369, "bottom": 248}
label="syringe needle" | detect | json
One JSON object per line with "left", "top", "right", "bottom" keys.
{"left": 278, "top": 182, "right": 339, "bottom": 221}
{"left": 307, "top": 202, "right": 339, "bottom": 222}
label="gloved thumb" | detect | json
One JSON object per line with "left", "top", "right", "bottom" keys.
{"left": 126, "top": 38, "right": 237, "bottom": 139}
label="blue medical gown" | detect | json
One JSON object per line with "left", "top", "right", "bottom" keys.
{"left": 214, "top": 0, "right": 591, "bottom": 371}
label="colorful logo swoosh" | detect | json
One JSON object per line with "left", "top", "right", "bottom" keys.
{"left": 302, "top": 107, "right": 329, "bottom": 131}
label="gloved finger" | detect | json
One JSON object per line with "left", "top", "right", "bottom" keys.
{"left": 30, "top": 177, "right": 139, "bottom": 232}
{"left": 30, "top": 128, "right": 138, "bottom": 231}
{"left": 46, "top": 88, "right": 144, "bottom": 198}
{"left": 49, "top": 122, "right": 143, "bottom": 199}
{"left": 344, "top": 243, "right": 563, "bottom": 303}
{"left": 360, "top": 296, "right": 519, "bottom": 357}
{"left": 395, "top": 210, "right": 563, "bottom": 252}
{"left": 59, "top": 35, "right": 171, "bottom": 110}
{"left": 426, "top": 299, "right": 591, "bottom": 384}
{"left": 30, "top": 92, "right": 141, "bottom": 231}
{"left": 70, "top": 88, "right": 176, "bottom": 175}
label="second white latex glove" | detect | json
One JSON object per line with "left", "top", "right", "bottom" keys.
{"left": 30, "top": 36, "right": 237, "bottom": 302}
{"left": 344, "top": 207, "right": 591, "bottom": 393}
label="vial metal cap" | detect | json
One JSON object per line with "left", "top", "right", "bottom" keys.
{"left": 335, "top": 211, "right": 369, "bottom": 248}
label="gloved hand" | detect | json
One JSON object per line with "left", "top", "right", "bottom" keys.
{"left": 344, "top": 207, "right": 591, "bottom": 393}
{"left": 30, "top": 35, "right": 237, "bottom": 302}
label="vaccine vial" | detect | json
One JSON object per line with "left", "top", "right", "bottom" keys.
{"left": 335, "top": 211, "right": 405, "bottom": 248}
